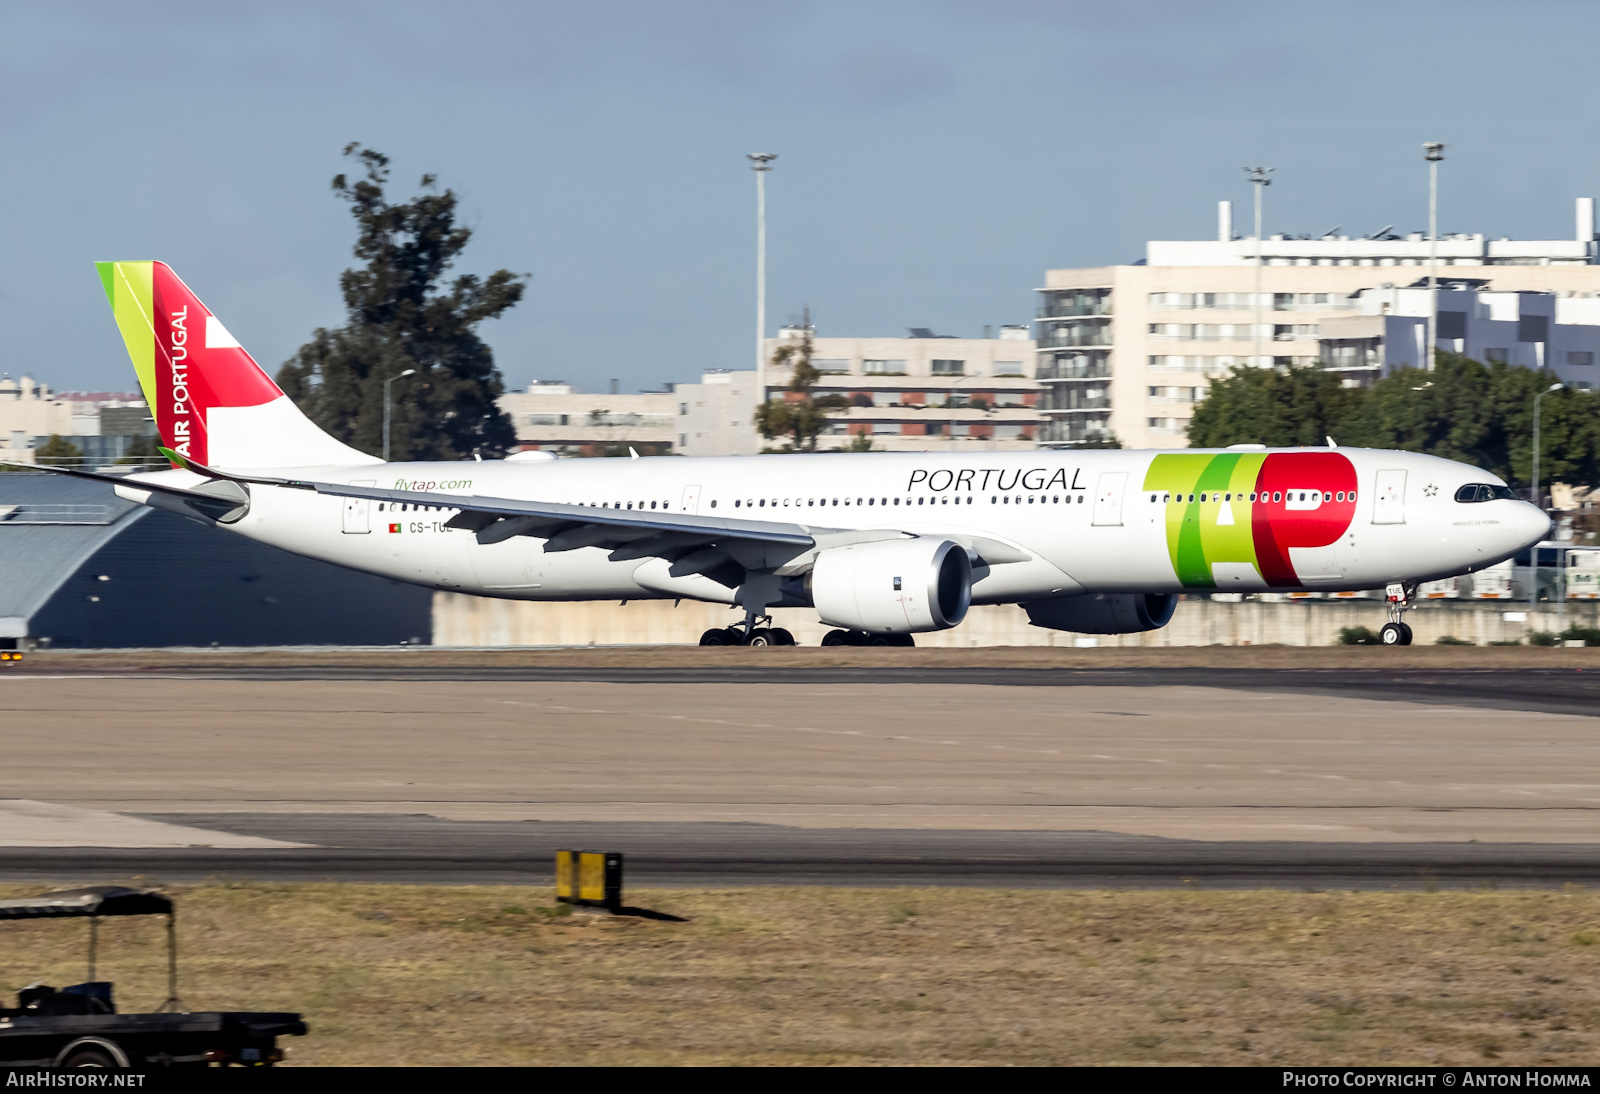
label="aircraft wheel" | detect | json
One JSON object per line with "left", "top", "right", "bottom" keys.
{"left": 867, "top": 634, "right": 894, "bottom": 647}
{"left": 1398, "top": 622, "right": 1413, "bottom": 645}
{"left": 699, "top": 628, "right": 729, "bottom": 646}
{"left": 821, "top": 629, "right": 851, "bottom": 647}
{"left": 894, "top": 634, "right": 916, "bottom": 647}
{"left": 747, "top": 628, "right": 773, "bottom": 647}
{"left": 1380, "top": 622, "right": 1411, "bottom": 646}
{"left": 768, "top": 628, "right": 796, "bottom": 646}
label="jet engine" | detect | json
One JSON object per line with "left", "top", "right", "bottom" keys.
{"left": 1022, "top": 593, "right": 1178, "bottom": 635}
{"left": 810, "top": 538, "right": 972, "bottom": 634}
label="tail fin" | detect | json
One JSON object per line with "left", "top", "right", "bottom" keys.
{"left": 97, "top": 261, "right": 380, "bottom": 469}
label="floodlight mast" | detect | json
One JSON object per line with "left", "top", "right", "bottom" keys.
{"left": 1531, "top": 381, "right": 1563, "bottom": 610}
{"left": 1424, "top": 142, "right": 1446, "bottom": 372}
{"left": 383, "top": 369, "right": 417, "bottom": 462}
{"left": 1245, "top": 167, "right": 1274, "bottom": 370}
{"left": 748, "top": 153, "right": 777, "bottom": 425}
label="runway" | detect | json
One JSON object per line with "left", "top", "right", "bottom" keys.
{"left": 0, "top": 815, "right": 1585, "bottom": 889}
{"left": 19, "top": 661, "right": 1600, "bottom": 717}
{"left": 2, "top": 656, "right": 1598, "bottom": 888}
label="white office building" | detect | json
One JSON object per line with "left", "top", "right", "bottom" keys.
{"left": 1038, "top": 197, "right": 1600, "bottom": 449}
{"left": 1321, "top": 281, "right": 1600, "bottom": 387}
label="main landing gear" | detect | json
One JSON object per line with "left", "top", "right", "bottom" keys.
{"left": 821, "top": 630, "right": 915, "bottom": 648}
{"left": 1380, "top": 582, "right": 1416, "bottom": 646}
{"left": 698, "top": 614, "right": 796, "bottom": 647}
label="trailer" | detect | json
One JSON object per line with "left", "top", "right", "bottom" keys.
{"left": 0, "top": 886, "right": 306, "bottom": 1068}
{"left": 1565, "top": 547, "right": 1600, "bottom": 599}
{"left": 1511, "top": 542, "right": 1600, "bottom": 601}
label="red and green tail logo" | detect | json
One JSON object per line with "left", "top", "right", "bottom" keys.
{"left": 97, "top": 261, "right": 282, "bottom": 467}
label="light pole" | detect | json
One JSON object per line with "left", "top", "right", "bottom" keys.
{"left": 383, "top": 368, "right": 416, "bottom": 462}
{"left": 1424, "top": 142, "right": 1446, "bottom": 371}
{"left": 1531, "top": 381, "right": 1562, "bottom": 610}
{"left": 748, "top": 153, "right": 776, "bottom": 414}
{"left": 1245, "top": 167, "right": 1273, "bottom": 369}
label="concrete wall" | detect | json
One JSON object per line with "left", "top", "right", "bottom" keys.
{"left": 432, "top": 592, "right": 1600, "bottom": 648}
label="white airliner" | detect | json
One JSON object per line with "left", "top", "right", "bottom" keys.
{"left": 27, "top": 262, "right": 1552, "bottom": 647}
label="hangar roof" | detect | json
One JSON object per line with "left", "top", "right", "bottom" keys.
{"left": 0, "top": 473, "right": 146, "bottom": 638}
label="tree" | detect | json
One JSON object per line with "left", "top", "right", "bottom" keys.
{"left": 1186, "top": 363, "right": 1363, "bottom": 449}
{"left": 752, "top": 314, "right": 848, "bottom": 452}
{"left": 1344, "top": 354, "right": 1600, "bottom": 488}
{"left": 277, "top": 144, "right": 525, "bottom": 461}
{"left": 1187, "top": 353, "right": 1600, "bottom": 488}
{"left": 115, "top": 434, "right": 162, "bottom": 467}
{"left": 33, "top": 434, "right": 83, "bottom": 467}
{"left": 1064, "top": 431, "right": 1123, "bottom": 450}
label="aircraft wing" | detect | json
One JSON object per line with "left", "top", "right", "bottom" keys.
{"left": 320, "top": 479, "right": 819, "bottom": 551}
{"left": 301, "top": 479, "right": 1030, "bottom": 572}
{"left": 152, "top": 453, "right": 904, "bottom": 580}
{"left": 42, "top": 452, "right": 1028, "bottom": 582}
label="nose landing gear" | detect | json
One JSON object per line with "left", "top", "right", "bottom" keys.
{"left": 1380, "top": 582, "right": 1416, "bottom": 646}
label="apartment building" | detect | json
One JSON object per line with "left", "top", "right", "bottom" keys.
{"left": 500, "top": 381, "right": 677, "bottom": 456}
{"left": 756, "top": 326, "right": 1042, "bottom": 453}
{"left": 1038, "top": 197, "right": 1600, "bottom": 449}
{"left": 1321, "top": 281, "right": 1600, "bottom": 386}
{"left": 675, "top": 370, "right": 764, "bottom": 456}
{"left": 0, "top": 377, "right": 148, "bottom": 465}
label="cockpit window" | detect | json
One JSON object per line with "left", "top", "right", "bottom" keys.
{"left": 1455, "top": 483, "right": 1519, "bottom": 503}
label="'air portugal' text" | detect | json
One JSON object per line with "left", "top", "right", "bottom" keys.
{"left": 169, "top": 306, "right": 191, "bottom": 456}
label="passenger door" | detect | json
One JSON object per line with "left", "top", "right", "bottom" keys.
{"left": 1092, "top": 471, "right": 1127, "bottom": 527}
{"left": 680, "top": 484, "right": 702, "bottom": 515}
{"left": 341, "top": 480, "right": 376, "bottom": 534}
{"left": 1372, "top": 469, "right": 1406, "bottom": 525}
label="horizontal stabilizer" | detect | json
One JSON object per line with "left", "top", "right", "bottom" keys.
{"left": 3, "top": 463, "right": 250, "bottom": 523}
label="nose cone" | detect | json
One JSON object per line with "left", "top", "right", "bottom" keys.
{"left": 1510, "top": 501, "right": 1554, "bottom": 550}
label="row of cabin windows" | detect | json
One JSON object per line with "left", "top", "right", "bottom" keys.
{"left": 374, "top": 495, "right": 1096, "bottom": 514}
{"left": 1146, "top": 490, "right": 1354, "bottom": 504}
{"left": 376, "top": 495, "right": 1110, "bottom": 514}
{"left": 734, "top": 497, "right": 978, "bottom": 508}
{"left": 371, "top": 493, "right": 1372, "bottom": 516}
{"left": 369, "top": 491, "right": 1401, "bottom": 515}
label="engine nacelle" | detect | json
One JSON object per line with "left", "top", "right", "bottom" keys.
{"left": 1022, "top": 593, "right": 1178, "bottom": 635}
{"left": 811, "top": 538, "right": 972, "bottom": 634}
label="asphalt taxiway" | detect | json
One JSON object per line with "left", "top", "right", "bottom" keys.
{"left": 2, "top": 651, "right": 1598, "bottom": 889}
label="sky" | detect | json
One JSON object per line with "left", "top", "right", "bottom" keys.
{"left": 6, "top": 0, "right": 1600, "bottom": 396}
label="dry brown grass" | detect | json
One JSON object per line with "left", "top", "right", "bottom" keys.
{"left": 0, "top": 883, "right": 1596, "bottom": 1065}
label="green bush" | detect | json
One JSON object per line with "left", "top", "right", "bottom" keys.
{"left": 1488, "top": 639, "right": 1522, "bottom": 646}
{"left": 1558, "top": 627, "right": 1600, "bottom": 647}
{"left": 1338, "top": 626, "right": 1381, "bottom": 645}
{"left": 1528, "top": 631, "right": 1559, "bottom": 646}
{"left": 1435, "top": 635, "right": 1474, "bottom": 645}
